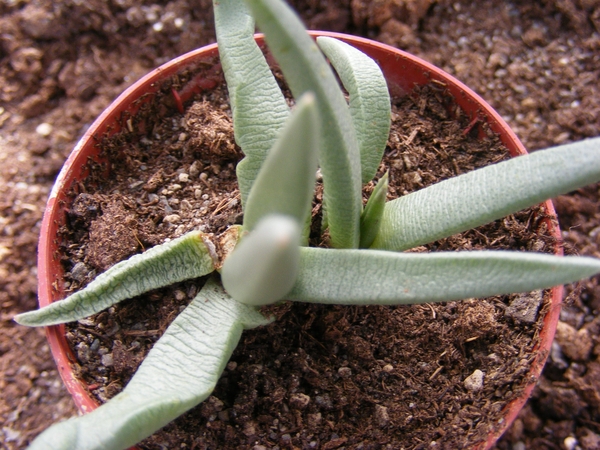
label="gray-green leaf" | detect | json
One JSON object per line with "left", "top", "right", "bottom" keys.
{"left": 26, "top": 279, "right": 271, "bottom": 450}
{"left": 317, "top": 36, "right": 391, "bottom": 184}
{"left": 372, "top": 137, "right": 600, "bottom": 251}
{"left": 244, "top": 0, "right": 362, "bottom": 249}
{"left": 213, "top": 0, "right": 290, "bottom": 206}
{"left": 289, "top": 247, "right": 600, "bottom": 304}
{"left": 15, "top": 231, "right": 217, "bottom": 327}
{"left": 222, "top": 215, "right": 302, "bottom": 306}
{"left": 243, "top": 93, "right": 319, "bottom": 231}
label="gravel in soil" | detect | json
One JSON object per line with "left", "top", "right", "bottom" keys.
{"left": 1, "top": 0, "right": 600, "bottom": 449}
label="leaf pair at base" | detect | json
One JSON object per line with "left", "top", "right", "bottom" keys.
{"left": 26, "top": 279, "right": 271, "bottom": 450}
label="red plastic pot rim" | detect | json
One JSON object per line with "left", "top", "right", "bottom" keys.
{"left": 37, "top": 31, "right": 563, "bottom": 449}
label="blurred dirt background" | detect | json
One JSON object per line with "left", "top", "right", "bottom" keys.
{"left": 1, "top": 0, "right": 599, "bottom": 449}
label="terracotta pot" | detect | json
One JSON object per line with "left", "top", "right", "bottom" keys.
{"left": 38, "top": 32, "right": 563, "bottom": 449}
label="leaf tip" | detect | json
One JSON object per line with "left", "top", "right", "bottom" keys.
{"left": 222, "top": 214, "right": 302, "bottom": 306}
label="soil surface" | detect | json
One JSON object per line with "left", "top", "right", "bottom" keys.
{"left": 1, "top": 1, "right": 599, "bottom": 449}
{"left": 56, "top": 73, "right": 556, "bottom": 449}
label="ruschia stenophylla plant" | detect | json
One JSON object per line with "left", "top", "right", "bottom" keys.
{"left": 15, "top": 0, "right": 600, "bottom": 448}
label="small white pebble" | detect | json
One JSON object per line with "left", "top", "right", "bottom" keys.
{"left": 382, "top": 364, "right": 394, "bottom": 373}
{"left": 145, "top": 10, "right": 158, "bottom": 22}
{"left": 152, "top": 22, "right": 164, "bottom": 32}
{"left": 558, "top": 57, "right": 570, "bottom": 66}
{"left": 289, "top": 393, "right": 311, "bottom": 410}
{"left": 174, "top": 17, "right": 184, "bottom": 29}
{"left": 189, "top": 161, "right": 202, "bottom": 177}
{"left": 3, "top": 427, "right": 21, "bottom": 442}
{"left": 178, "top": 173, "right": 190, "bottom": 183}
{"left": 563, "top": 436, "right": 578, "bottom": 450}
{"left": 35, "top": 123, "right": 53, "bottom": 137}
{"left": 163, "top": 214, "right": 181, "bottom": 224}
{"left": 374, "top": 404, "right": 389, "bottom": 427}
{"left": 101, "top": 353, "right": 114, "bottom": 367}
{"left": 338, "top": 367, "right": 352, "bottom": 378}
{"left": 77, "top": 318, "right": 96, "bottom": 327}
{"left": 512, "top": 442, "right": 526, "bottom": 450}
{"left": 554, "top": 132, "right": 570, "bottom": 144}
{"left": 464, "top": 369, "right": 485, "bottom": 392}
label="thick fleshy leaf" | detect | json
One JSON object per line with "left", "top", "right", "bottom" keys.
{"left": 244, "top": 0, "right": 362, "bottom": 249}
{"left": 222, "top": 215, "right": 301, "bottom": 306}
{"left": 15, "top": 231, "right": 217, "bottom": 327}
{"left": 288, "top": 247, "right": 600, "bottom": 304}
{"left": 27, "top": 279, "right": 271, "bottom": 450}
{"left": 213, "top": 0, "right": 289, "bottom": 206}
{"left": 372, "top": 137, "right": 600, "bottom": 251}
{"left": 243, "top": 93, "right": 319, "bottom": 231}
{"left": 359, "top": 172, "right": 389, "bottom": 249}
{"left": 317, "top": 36, "right": 391, "bottom": 183}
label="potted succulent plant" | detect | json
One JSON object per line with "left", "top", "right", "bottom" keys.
{"left": 15, "top": 0, "right": 600, "bottom": 449}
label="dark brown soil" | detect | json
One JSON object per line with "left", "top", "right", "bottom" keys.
{"left": 1, "top": 1, "right": 599, "bottom": 449}
{"left": 55, "top": 68, "right": 555, "bottom": 450}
